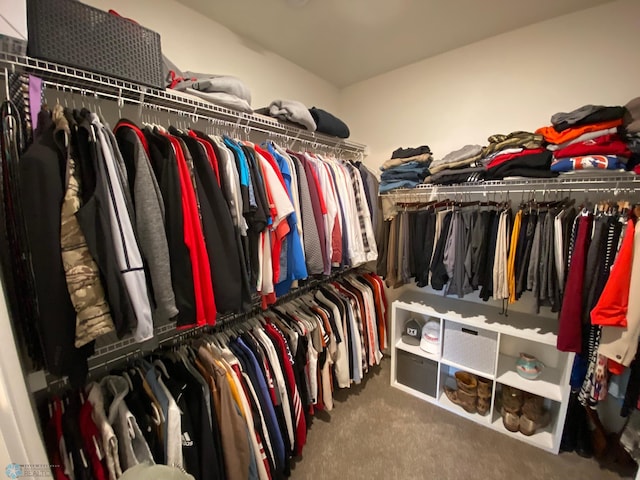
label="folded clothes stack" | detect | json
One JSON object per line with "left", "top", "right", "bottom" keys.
{"left": 422, "top": 131, "right": 554, "bottom": 185}
{"left": 537, "top": 104, "right": 628, "bottom": 174}
{"left": 256, "top": 99, "right": 317, "bottom": 131}
{"left": 170, "top": 71, "right": 253, "bottom": 113}
{"left": 256, "top": 103, "right": 351, "bottom": 138}
{"left": 623, "top": 97, "right": 640, "bottom": 174}
{"left": 425, "top": 166, "right": 485, "bottom": 185}
{"left": 480, "top": 132, "right": 553, "bottom": 180}
{"left": 425, "top": 144, "right": 482, "bottom": 173}
{"left": 310, "top": 107, "right": 350, "bottom": 138}
{"left": 422, "top": 144, "right": 483, "bottom": 184}
{"left": 380, "top": 145, "right": 432, "bottom": 192}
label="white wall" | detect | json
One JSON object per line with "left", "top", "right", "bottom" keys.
{"left": 0, "top": 280, "right": 49, "bottom": 468}
{"left": 82, "top": 0, "right": 341, "bottom": 113}
{"left": 340, "top": 0, "right": 640, "bottom": 171}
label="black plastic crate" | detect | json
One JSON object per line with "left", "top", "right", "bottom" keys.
{"left": 27, "top": 0, "right": 163, "bottom": 89}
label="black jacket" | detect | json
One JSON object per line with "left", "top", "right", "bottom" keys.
{"left": 144, "top": 129, "right": 197, "bottom": 328}
{"left": 19, "top": 119, "right": 92, "bottom": 382}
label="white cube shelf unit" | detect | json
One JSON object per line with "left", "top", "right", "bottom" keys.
{"left": 390, "top": 292, "right": 574, "bottom": 454}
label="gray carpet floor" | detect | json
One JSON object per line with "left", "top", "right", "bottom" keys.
{"left": 290, "top": 358, "right": 636, "bottom": 480}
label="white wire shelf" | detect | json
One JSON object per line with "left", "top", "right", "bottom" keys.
{"left": 381, "top": 173, "right": 640, "bottom": 198}
{"left": 0, "top": 51, "right": 366, "bottom": 154}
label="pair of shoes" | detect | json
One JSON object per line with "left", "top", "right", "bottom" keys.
{"left": 500, "top": 387, "right": 550, "bottom": 436}
{"left": 477, "top": 377, "right": 493, "bottom": 416}
{"left": 444, "top": 371, "right": 477, "bottom": 413}
{"left": 444, "top": 371, "right": 493, "bottom": 415}
{"left": 520, "top": 392, "right": 551, "bottom": 436}
{"left": 502, "top": 385, "right": 523, "bottom": 413}
{"left": 501, "top": 407, "right": 520, "bottom": 432}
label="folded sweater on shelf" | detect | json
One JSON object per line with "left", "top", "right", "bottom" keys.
{"left": 553, "top": 134, "right": 631, "bottom": 159}
{"left": 309, "top": 107, "right": 350, "bottom": 138}
{"left": 428, "top": 144, "right": 483, "bottom": 174}
{"left": 482, "top": 131, "right": 544, "bottom": 158}
{"left": 263, "top": 99, "right": 317, "bottom": 132}
{"left": 546, "top": 127, "right": 619, "bottom": 151}
{"left": 551, "top": 105, "right": 625, "bottom": 132}
{"left": 536, "top": 119, "right": 623, "bottom": 145}
{"left": 550, "top": 155, "right": 628, "bottom": 173}
{"left": 485, "top": 150, "right": 555, "bottom": 180}
{"left": 485, "top": 148, "right": 546, "bottom": 170}
{"left": 380, "top": 153, "right": 432, "bottom": 170}
{"left": 423, "top": 166, "right": 486, "bottom": 185}
{"left": 380, "top": 162, "right": 430, "bottom": 182}
{"left": 391, "top": 145, "right": 432, "bottom": 159}
{"left": 172, "top": 72, "right": 252, "bottom": 103}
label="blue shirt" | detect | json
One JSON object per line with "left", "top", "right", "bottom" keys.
{"left": 267, "top": 143, "right": 308, "bottom": 297}
{"left": 224, "top": 137, "right": 256, "bottom": 208}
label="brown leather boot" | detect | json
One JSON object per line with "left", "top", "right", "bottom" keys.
{"left": 501, "top": 407, "right": 520, "bottom": 432}
{"left": 477, "top": 377, "right": 493, "bottom": 416}
{"left": 501, "top": 385, "right": 523, "bottom": 414}
{"left": 455, "top": 371, "right": 477, "bottom": 392}
{"left": 444, "top": 371, "right": 478, "bottom": 413}
{"left": 519, "top": 392, "right": 550, "bottom": 436}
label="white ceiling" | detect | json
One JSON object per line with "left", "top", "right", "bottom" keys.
{"left": 176, "top": 0, "right": 613, "bottom": 88}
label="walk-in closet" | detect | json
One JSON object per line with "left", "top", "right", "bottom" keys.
{"left": 1, "top": 0, "right": 640, "bottom": 479}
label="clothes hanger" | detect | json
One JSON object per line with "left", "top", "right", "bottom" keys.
{"left": 271, "top": 309, "right": 301, "bottom": 335}
{"left": 153, "top": 358, "right": 171, "bottom": 378}
{"left": 215, "top": 328, "right": 231, "bottom": 344}
{"left": 120, "top": 370, "right": 134, "bottom": 391}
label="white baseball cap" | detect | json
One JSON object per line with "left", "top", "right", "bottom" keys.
{"left": 420, "top": 319, "right": 440, "bottom": 354}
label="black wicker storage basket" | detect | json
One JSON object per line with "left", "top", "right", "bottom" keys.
{"left": 26, "top": 0, "right": 164, "bottom": 89}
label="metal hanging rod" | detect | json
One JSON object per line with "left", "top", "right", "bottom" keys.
{"left": 381, "top": 174, "right": 640, "bottom": 199}
{"left": 42, "top": 79, "right": 341, "bottom": 152}
{"left": 31, "top": 267, "right": 359, "bottom": 394}
{"left": 0, "top": 51, "right": 366, "bottom": 154}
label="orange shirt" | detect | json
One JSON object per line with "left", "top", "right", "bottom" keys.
{"left": 536, "top": 119, "right": 622, "bottom": 145}
{"left": 591, "top": 218, "right": 635, "bottom": 327}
